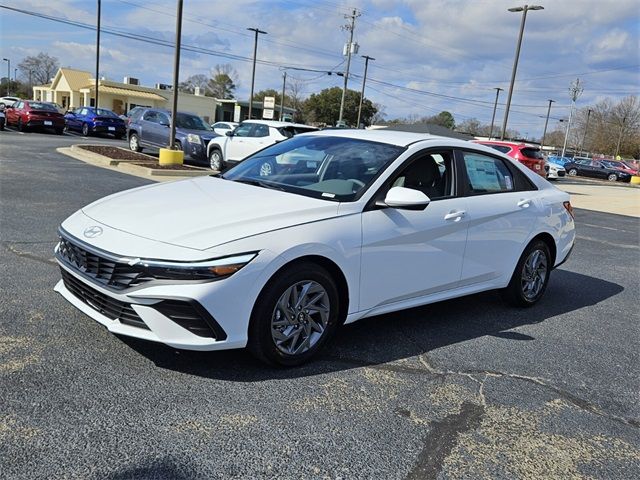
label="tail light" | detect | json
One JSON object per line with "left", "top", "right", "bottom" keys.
{"left": 563, "top": 201, "right": 574, "bottom": 219}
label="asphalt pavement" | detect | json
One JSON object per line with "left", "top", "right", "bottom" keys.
{"left": 1, "top": 130, "right": 639, "bottom": 479}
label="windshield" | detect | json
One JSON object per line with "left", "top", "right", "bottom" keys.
{"left": 176, "top": 113, "right": 212, "bottom": 131}
{"left": 223, "top": 135, "right": 405, "bottom": 202}
{"left": 94, "top": 108, "right": 119, "bottom": 118}
{"left": 30, "top": 102, "right": 59, "bottom": 112}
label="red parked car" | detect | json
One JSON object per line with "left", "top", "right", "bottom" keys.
{"left": 600, "top": 160, "right": 638, "bottom": 176}
{"left": 5, "top": 100, "right": 65, "bottom": 134}
{"left": 473, "top": 140, "right": 547, "bottom": 177}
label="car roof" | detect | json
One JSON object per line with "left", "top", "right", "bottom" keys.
{"left": 299, "top": 128, "right": 475, "bottom": 148}
{"left": 241, "top": 120, "right": 317, "bottom": 129}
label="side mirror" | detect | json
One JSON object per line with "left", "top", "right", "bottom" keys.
{"left": 379, "top": 187, "right": 430, "bottom": 210}
{"left": 159, "top": 120, "right": 170, "bottom": 127}
{"left": 225, "top": 131, "right": 234, "bottom": 137}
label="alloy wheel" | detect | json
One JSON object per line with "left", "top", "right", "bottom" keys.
{"left": 271, "top": 280, "right": 330, "bottom": 355}
{"left": 607, "top": 174, "right": 617, "bottom": 182}
{"left": 521, "top": 249, "right": 548, "bottom": 301}
{"left": 210, "top": 150, "right": 222, "bottom": 170}
{"left": 129, "top": 134, "right": 139, "bottom": 151}
{"left": 568, "top": 169, "right": 577, "bottom": 176}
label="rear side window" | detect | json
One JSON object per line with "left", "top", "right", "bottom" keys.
{"left": 143, "top": 111, "right": 158, "bottom": 123}
{"left": 252, "top": 124, "right": 270, "bottom": 137}
{"left": 462, "top": 152, "right": 515, "bottom": 194}
{"left": 486, "top": 144, "right": 511, "bottom": 154}
{"left": 521, "top": 147, "right": 543, "bottom": 159}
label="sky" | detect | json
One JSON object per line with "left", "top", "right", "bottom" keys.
{"left": 0, "top": 0, "right": 638, "bottom": 138}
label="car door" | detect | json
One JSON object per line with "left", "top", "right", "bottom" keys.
{"left": 7, "top": 101, "right": 21, "bottom": 124}
{"left": 456, "top": 149, "right": 540, "bottom": 287}
{"left": 140, "top": 110, "right": 161, "bottom": 147}
{"left": 359, "top": 149, "right": 469, "bottom": 311}
{"left": 241, "top": 123, "right": 273, "bottom": 157}
{"left": 591, "top": 160, "right": 608, "bottom": 179}
{"left": 223, "top": 122, "right": 254, "bottom": 161}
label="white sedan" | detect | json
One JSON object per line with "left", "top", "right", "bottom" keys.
{"left": 54, "top": 130, "right": 575, "bottom": 366}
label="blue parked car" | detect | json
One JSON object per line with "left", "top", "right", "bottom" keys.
{"left": 127, "top": 107, "right": 218, "bottom": 165}
{"left": 546, "top": 155, "right": 571, "bottom": 167}
{"left": 64, "top": 107, "right": 126, "bottom": 138}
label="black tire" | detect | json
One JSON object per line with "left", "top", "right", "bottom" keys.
{"left": 17, "top": 118, "right": 24, "bottom": 132}
{"left": 502, "top": 239, "right": 551, "bottom": 307}
{"left": 607, "top": 173, "right": 618, "bottom": 182}
{"left": 248, "top": 262, "right": 341, "bottom": 366}
{"left": 82, "top": 123, "right": 90, "bottom": 136}
{"left": 568, "top": 168, "right": 578, "bottom": 176}
{"left": 209, "top": 148, "right": 224, "bottom": 170}
{"left": 129, "top": 132, "right": 142, "bottom": 152}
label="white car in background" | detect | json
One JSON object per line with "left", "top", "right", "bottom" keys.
{"left": 207, "top": 120, "right": 318, "bottom": 170}
{"left": 211, "top": 121, "right": 238, "bottom": 136}
{"left": 54, "top": 130, "right": 575, "bottom": 366}
{"left": 545, "top": 160, "right": 566, "bottom": 180}
{"left": 0, "top": 96, "right": 20, "bottom": 107}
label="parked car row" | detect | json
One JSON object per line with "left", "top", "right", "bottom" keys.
{"left": 564, "top": 158, "right": 633, "bottom": 182}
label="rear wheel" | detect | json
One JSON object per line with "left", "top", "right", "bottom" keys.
{"left": 248, "top": 262, "right": 340, "bottom": 366}
{"left": 568, "top": 168, "right": 578, "bottom": 176}
{"left": 129, "top": 133, "right": 142, "bottom": 152}
{"left": 82, "top": 123, "right": 90, "bottom": 136}
{"left": 607, "top": 173, "right": 618, "bottom": 182}
{"left": 209, "top": 149, "right": 223, "bottom": 170}
{"left": 17, "top": 117, "right": 25, "bottom": 132}
{"left": 502, "top": 240, "right": 551, "bottom": 307}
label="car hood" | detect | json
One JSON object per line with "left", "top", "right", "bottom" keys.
{"left": 179, "top": 128, "right": 217, "bottom": 139}
{"left": 81, "top": 176, "right": 340, "bottom": 250}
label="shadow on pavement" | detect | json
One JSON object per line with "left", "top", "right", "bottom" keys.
{"left": 119, "top": 269, "right": 623, "bottom": 381}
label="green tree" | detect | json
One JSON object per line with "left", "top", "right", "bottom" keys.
{"left": 303, "top": 86, "right": 377, "bottom": 126}
{"left": 428, "top": 111, "right": 456, "bottom": 130}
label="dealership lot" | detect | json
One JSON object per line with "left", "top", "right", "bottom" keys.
{"left": 1, "top": 133, "right": 639, "bottom": 478}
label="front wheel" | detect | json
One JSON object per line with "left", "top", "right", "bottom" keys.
{"left": 568, "top": 168, "right": 578, "bottom": 176}
{"left": 607, "top": 173, "right": 618, "bottom": 182}
{"left": 248, "top": 262, "right": 341, "bottom": 366}
{"left": 209, "top": 149, "right": 223, "bottom": 170}
{"left": 502, "top": 240, "right": 551, "bottom": 307}
{"left": 81, "top": 123, "right": 90, "bottom": 136}
{"left": 129, "top": 133, "right": 142, "bottom": 152}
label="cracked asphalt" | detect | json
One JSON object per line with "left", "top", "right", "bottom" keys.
{"left": 1, "top": 131, "right": 639, "bottom": 479}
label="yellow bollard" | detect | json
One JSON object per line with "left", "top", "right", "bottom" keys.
{"left": 630, "top": 176, "right": 640, "bottom": 185}
{"left": 158, "top": 148, "right": 184, "bottom": 165}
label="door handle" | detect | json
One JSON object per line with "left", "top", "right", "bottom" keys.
{"left": 517, "top": 199, "right": 532, "bottom": 208}
{"left": 444, "top": 210, "right": 466, "bottom": 221}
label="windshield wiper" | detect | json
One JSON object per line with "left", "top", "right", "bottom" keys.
{"left": 233, "top": 178, "right": 285, "bottom": 191}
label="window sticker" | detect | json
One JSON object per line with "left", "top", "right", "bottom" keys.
{"left": 504, "top": 175, "right": 513, "bottom": 190}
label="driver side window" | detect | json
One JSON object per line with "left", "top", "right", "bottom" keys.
{"left": 389, "top": 151, "right": 454, "bottom": 200}
{"left": 234, "top": 124, "right": 253, "bottom": 137}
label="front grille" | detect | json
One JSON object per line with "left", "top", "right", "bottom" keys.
{"left": 61, "top": 268, "right": 149, "bottom": 330}
{"left": 57, "top": 235, "right": 156, "bottom": 290}
{"left": 558, "top": 171, "right": 566, "bottom": 177}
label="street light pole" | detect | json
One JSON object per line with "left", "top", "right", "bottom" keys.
{"left": 247, "top": 27, "right": 267, "bottom": 120}
{"left": 500, "top": 4, "right": 544, "bottom": 140}
{"left": 279, "top": 70, "right": 287, "bottom": 121}
{"left": 561, "top": 78, "right": 583, "bottom": 158}
{"left": 338, "top": 9, "right": 360, "bottom": 125}
{"left": 489, "top": 87, "right": 503, "bottom": 139}
{"left": 95, "top": 0, "right": 101, "bottom": 109}
{"left": 2, "top": 58, "right": 10, "bottom": 96}
{"left": 357, "top": 55, "right": 374, "bottom": 128}
{"left": 540, "top": 99, "right": 555, "bottom": 150}
{"left": 168, "top": 0, "right": 184, "bottom": 150}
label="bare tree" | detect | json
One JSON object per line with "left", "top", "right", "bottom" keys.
{"left": 18, "top": 53, "right": 59, "bottom": 85}
{"left": 286, "top": 78, "right": 306, "bottom": 122}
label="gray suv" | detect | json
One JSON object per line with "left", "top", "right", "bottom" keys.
{"left": 127, "top": 108, "right": 218, "bottom": 165}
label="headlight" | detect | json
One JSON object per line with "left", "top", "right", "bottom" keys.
{"left": 187, "top": 133, "right": 201, "bottom": 144}
{"left": 131, "top": 252, "right": 258, "bottom": 281}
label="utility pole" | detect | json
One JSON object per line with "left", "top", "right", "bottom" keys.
{"left": 338, "top": 8, "right": 360, "bottom": 125}
{"left": 357, "top": 55, "right": 374, "bottom": 128}
{"left": 279, "top": 71, "right": 287, "bottom": 121}
{"left": 168, "top": 0, "right": 184, "bottom": 150}
{"left": 540, "top": 99, "right": 555, "bottom": 150}
{"left": 614, "top": 116, "right": 627, "bottom": 159}
{"left": 489, "top": 87, "right": 503, "bottom": 139}
{"left": 561, "top": 78, "right": 583, "bottom": 158}
{"left": 247, "top": 27, "right": 267, "bottom": 120}
{"left": 95, "top": 0, "right": 101, "bottom": 108}
{"left": 3, "top": 58, "right": 10, "bottom": 96}
{"left": 500, "top": 4, "right": 544, "bottom": 140}
{"left": 580, "top": 108, "right": 592, "bottom": 156}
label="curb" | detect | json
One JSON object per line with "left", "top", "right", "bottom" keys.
{"left": 57, "top": 145, "right": 212, "bottom": 181}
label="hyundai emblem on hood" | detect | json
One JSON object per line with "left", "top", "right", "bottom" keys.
{"left": 83, "top": 226, "right": 103, "bottom": 238}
